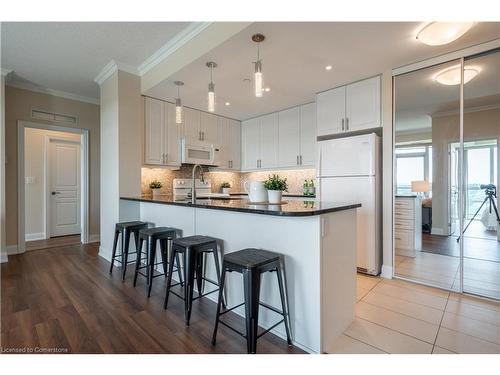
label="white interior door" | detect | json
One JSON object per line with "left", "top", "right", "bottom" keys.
{"left": 49, "top": 140, "right": 81, "bottom": 237}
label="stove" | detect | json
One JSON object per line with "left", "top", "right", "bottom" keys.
{"left": 173, "top": 178, "right": 229, "bottom": 200}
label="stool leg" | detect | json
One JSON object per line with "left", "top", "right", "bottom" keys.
{"left": 276, "top": 263, "right": 293, "bottom": 346}
{"left": 121, "top": 230, "right": 131, "bottom": 281}
{"left": 163, "top": 246, "right": 177, "bottom": 309}
{"left": 212, "top": 244, "right": 224, "bottom": 307}
{"left": 184, "top": 248, "right": 197, "bottom": 326}
{"left": 211, "top": 265, "right": 226, "bottom": 346}
{"left": 109, "top": 229, "right": 119, "bottom": 274}
{"left": 176, "top": 252, "right": 184, "bottom": 286}
{"left": 133, "top": 237, "right": 145, "bottom": 287}
{"left": 243, "top": 269, "right": 261, "bottom": 354}
{"left": 195, "top": 252, "right": 204, "bottom": 297}
{"left": 160, "top": 239, "right": 168, "bottom": 277}
{"left": 147, "top": 237, "right": 157, "bottom": 298}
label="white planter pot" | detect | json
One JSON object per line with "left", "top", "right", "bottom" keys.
{"left": 151, "top": 188, "right": 161, "bottom": 198}
{"left": 267, "top": 190, "right": 283, "bottom": 204}
{"left": 222, "top": 187, "right": 230, "bottom": 195}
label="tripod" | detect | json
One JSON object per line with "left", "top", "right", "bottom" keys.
{"left": 457, "top": 185, "right": 500, "bottom": 242}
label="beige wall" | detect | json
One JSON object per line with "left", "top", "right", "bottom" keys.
{"left": 5, "top": 86, "right": 100, "bottom": 246}
{"left": 432, "top": 107, "right": 500, "bottom": 234}
{"left": 1, "top": 75, "right": 6, "bottom": 260}
{"left": 24, "top": 128, "right": 81, "bottom": 237}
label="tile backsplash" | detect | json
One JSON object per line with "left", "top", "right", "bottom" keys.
{"left": 141, "top": 166, "right": 316, "bottom": 196}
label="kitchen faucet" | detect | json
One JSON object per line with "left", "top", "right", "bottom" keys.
{"left": 191, "top": 164, "right": 204, "bottom": 204}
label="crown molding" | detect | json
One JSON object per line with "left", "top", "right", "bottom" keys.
{"left": 1, "top": 68, "right": 12, "bottom": 77}
{"left": 138, "top": 22, "right": 212, "bottom": 76}
{"left": 94, "top": 59, "right": 139, "bottom": 85}
{"left": 6, "top": 81, "right": 99, "bottom": 105}
{"left": 432, "top": 102, "right": 500, "bottom": 118}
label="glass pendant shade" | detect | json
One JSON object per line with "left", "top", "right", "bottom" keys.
{"left": 254, "top": 60, "right": 263, "bottom": 98}
{"left": 208, "top": 82, "right": 215, "bottom": 112}
{"left": 175, "top": 98, "right": 182, "bottom": 124}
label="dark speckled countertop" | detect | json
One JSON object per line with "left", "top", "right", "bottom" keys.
{"left": 121, "top": 195, "right": 361, "bottom": 217}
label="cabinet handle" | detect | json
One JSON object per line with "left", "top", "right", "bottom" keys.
{"left": 346, "top": 117, "right": 349, "bottom": 131}
{"left": 342, "top": 118, "right": 345, "bottom": 131}
{"left": 202, "top": 131, "right": 204, "bottom": 141}
{"left": 300, "top": 155, "right": 303, "bottom": 165}
{"left": 296, "top": 155, "right": 299, "bottom": 165}
{"left": 164, "top": 153, "right": 168, "bottom": 163}
{"left": 257, "top": 159, "right": 259, "bottom": 168}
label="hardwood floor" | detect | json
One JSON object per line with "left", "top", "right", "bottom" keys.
{"left": 25, "top": 234, "right": 82, "bottom": 252}
{"left": 1, "top": 241, "right": 304, "bottom": 354}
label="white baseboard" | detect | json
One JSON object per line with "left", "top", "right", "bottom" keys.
{"left": 431, "top": 227, "right": 445, "bottom": 235}
{"left": 25, "top": 232, "right": 46, "bottom": 241}
{"left": 6, "top": 245, "right": 18, "bottom": 255}
{"left": 88, "top": 234, "right": 100, "bottom": 243}
{"left": 0, "top": 252, "right": 8, "bottom": 263}
{"left": 381, "top": 264, "right": 393, "bottom": 279}
{"left": 98, "top": 245, "right": 111, "bottom": 261}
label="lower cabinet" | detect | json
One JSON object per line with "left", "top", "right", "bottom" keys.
{"left": 394, "top": 196, "right": 422, "bottom": 256}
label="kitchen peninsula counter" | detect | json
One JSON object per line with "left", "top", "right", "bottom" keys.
{"left": 119, "top": 195, "right": 360, "bottom": 353}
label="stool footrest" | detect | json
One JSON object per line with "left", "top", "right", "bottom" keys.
{"left": 256, "top": 319, "right": 285, "bottom": 339}
{"left": 218, "top": 319, "right": 246, "bottom": 338}
{"left": 168, "top": 287, "right": 219, "bottom": 302}
{"left": 218, "top": 302, "right": 245, "bottom": 316}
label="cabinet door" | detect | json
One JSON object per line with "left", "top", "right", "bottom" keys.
{"left": 216, "top": 116, "right": 231, "bottom": 168}
{"left": 165, "top": 102, "right": 181, "bottom": 166}
{"left": 259, "top": 113, "right": 279, "bottom": 169}
{"left": 200, "top": 111, "right": 218, "bottom": 143}
{"left": 144, "top": 97, "right": 165, "bottom": 165}
{"left": 241, "top": 118, "right": 260, "bottom": 171}
{"left": 229, "top": 119, "right": 241, "bottom": 170}
{"left": 345, "top": 76, "right": 381, "bottom": 131}
{"left": 316, "top": 86, "right": 345, "bottom": 137}
{"left": 278, "top": 107, "right": 300, "bottom": 168}
{"left": 183, "top": 107, "right": 201, "bottom": 141}
{"left": 299, "top": 102, "right": 317, "bottom": 167}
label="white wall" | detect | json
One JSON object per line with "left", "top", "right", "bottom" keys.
{"left": 24, "top": 128, "right": 81, "bottom": 239}
{"left": 1, "top": 74, "right": 6, "bottom": 262}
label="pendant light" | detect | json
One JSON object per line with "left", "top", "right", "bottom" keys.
{"left": 252, "top": 33, "right": 265, "bottom": 98}
{"left": 206, "top": 62, "right": 217, "bottom": 112}
{"left": 174, "top": 81, "right": 184, "bottom": 124}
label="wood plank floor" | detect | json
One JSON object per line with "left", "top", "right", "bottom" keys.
{"left": 1, "top": 241, "right": 304, "bottom": 354}
{"left": 25, "top": 234, "right": 82, "bottom": 252}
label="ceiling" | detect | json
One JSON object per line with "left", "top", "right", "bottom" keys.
{"left": 147, "top": 22, "right": 500, "bottom": 120}
{"left": 1, "top": 22, "right": 191, "bottom": 101}
{"left": 395, "top": 50, "right": 500, "bottom": 133}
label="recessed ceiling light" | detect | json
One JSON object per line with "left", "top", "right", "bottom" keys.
{"left": 264, "top": 87, "right": 271, "bottom": 92}
{"left": 433, "top": 64, "right": 480, "bottom": 85}
{"left": 416, "top": 22, "right": 474, "bottom": 46}
{"left": 225, "top": 102, "right": 231, "bottom": 106}
{"left": 325, "top": 65, "right": 333, "bottom": 71}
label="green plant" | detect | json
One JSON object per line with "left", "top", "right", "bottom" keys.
{"left": 149, "top": 179, "right": 162, "bottom": 189}
{"left": 220, "top": 182, "right": 231, "bottom": 189}
{"left": 263, "top": 174, "right": 288, "bottom": 192}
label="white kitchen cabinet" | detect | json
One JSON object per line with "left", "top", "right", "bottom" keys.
{"left": 316, "top": 75, "right": 381, "bottom": 137}
{"left": 143, "top": 97, "right": 180, "bottom": 167}
{"left": 229, "top": 119, "right": 241, "bottom": 170}
{"left": 316, "top": 86, "right": 345, "bottom": 137}
{"left": 278, "top": 107, "right": 301, "bottom": 167}
{"left": 183, "top": 107, "right": 201, "bottom": 141}
{"left": 299, "top": 102, "right": 316, "bottom": 166}
{"left": 216, "top": 117, "right": 241, "bottom": 170}
{"left": 259, "top": 113, "right": 279, "bottom": 169}
{"left": 241, "top": 118, "right": 260, "bottom": 170}
{"left": 345, "top": 76, "right": 381, "bottom": 132}
{"left": 200, "top": 111, "right": 218, "bottom": 143}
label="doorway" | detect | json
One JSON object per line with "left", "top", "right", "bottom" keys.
{"left": 17, "top": 121, "right": 89, "bottom": 253}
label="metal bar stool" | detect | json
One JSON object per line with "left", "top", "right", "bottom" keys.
{"left": 163, "top": 235, "right": 223, "bottom": 326}
{"left": 211, "top": 248, "right": 292, "bottom": 354}
{"left": 133, "top": 227, "right": 184, "bottom": 297}
{"left": 109, "top": 221, "right": 149, "bottom": 280}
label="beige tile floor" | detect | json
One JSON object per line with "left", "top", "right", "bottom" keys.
{"left": 329, "top": 274, "right": 500, "bottom": 354}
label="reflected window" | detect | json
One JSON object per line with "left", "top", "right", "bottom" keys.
{"left": 395, "top": 146, "right": 432, "bottom": 195}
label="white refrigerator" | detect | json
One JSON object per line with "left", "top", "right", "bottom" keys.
{"left": 317, "top": 133, "right": 382, "bottom": 275}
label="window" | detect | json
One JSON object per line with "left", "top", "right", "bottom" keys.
{"left": 395, "top": 145, "right": 432, "bottom": 195}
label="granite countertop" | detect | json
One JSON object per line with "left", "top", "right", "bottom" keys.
{"left": 121, "top": 195, "right": 360, "bottom": 217}
{"left": 230, "top": 192, "right": 316, "bottom": 198}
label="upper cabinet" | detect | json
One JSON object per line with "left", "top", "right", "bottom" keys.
{"left": 144, "top": 97, "right": 181, "bottom": 167}
{"left": 200, "top": 112, "right": 218, "bottom": 143}
{"left": 183, "top": 107, "right": 201, "bottom": 141}
{"left": 241, "top": 103, "right": 316, "bottom": 171}
{"left": 217, "top": 117, "right": 241, "bottom": 170}
{"left": 316, "top": 75, "right": 381, "bottom": 137}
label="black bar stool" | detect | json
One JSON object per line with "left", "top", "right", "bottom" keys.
{"left": 133, "top": 227, "right": 184, "bottom": 297}
{"left": 211, "top": 248, "right": 292, "bottom": 354}
{"left": 109, "top": 221, "right": 149, "bottom": 280}
{"left": 163, "top": 235, "right": 222, "bottom": 326}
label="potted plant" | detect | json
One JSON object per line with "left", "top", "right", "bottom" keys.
{"left": 263, "top": 174, "right": 288, "bottom": 204}
{"left": 221, "top": 181, "right": 231, "bottom": 195}
{"left": 149, "top": 179, "right": 163, "bottom": 198}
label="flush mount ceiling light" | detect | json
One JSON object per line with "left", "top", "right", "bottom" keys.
{"left": 264, "top": 87, "right": 271, "bottom": 92}
{"left": 325, "top": 65, "right": 333, "bottom": 71}
{"left": 252, "top": 33, "right": 265, "bottom": 98}
{"left": 433, "top": 64, "right": 480, "bottom": 85}
{"left": 206, "top": 62, "right": 217, "bottom": 112}
{"left": 416, "top": 22, "right": 474, "bottom": 46}
{"left": 174, "top": 81, "right": 184, "bottom": 124}
{"left": 225, "top": 102, "right": 230, "bottom": 106}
